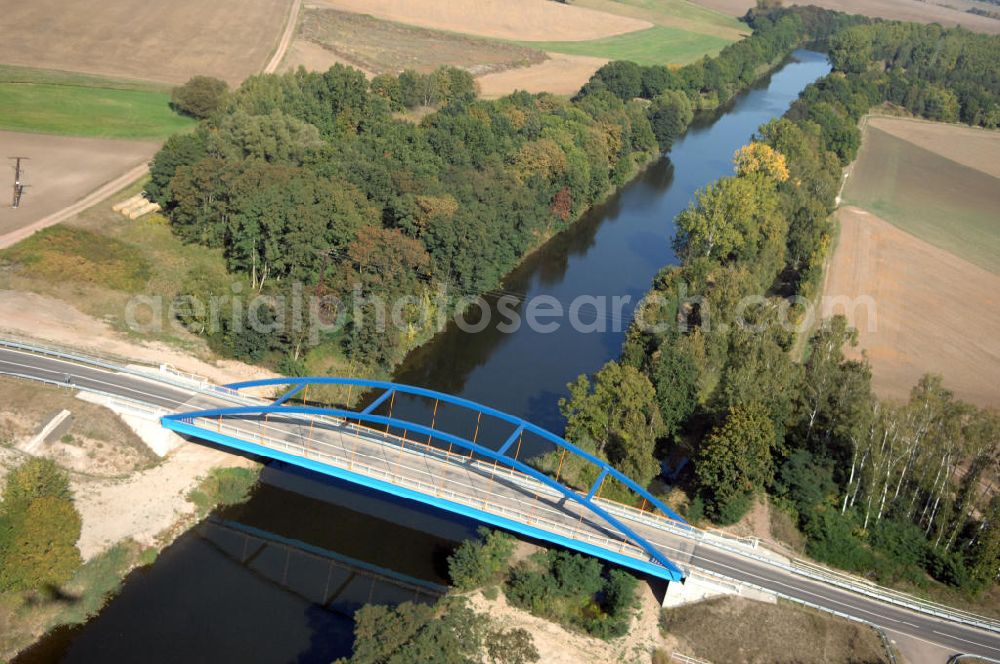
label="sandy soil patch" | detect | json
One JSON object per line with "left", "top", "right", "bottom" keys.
{"left": 69, "top": 443, "right": 253, "bottom": 560}
{"left": 663, "top": 596, "right": 889, "bottom": 663}
{"left": 478, "top": 53, "right": 608, "bottom": 98}
{"left": 822, "top": 207, "right": 1000, "bottom": 407}
{"left": 0, "top": 0, "right": 295, "bottom": 84}
{"left": 468, "top": 581, "right": 665, "bottom": 664}
{"left": 0, "top": 132, "right": 158, "bottom": 244}
{"left": 0, "top": 290, "right": 277, "bottom": 387}
{"left": 688, "top": 0, "right": 1000, "bottom": 32}
{"left": 312, "top": 0, "right": 652, "bottom": 41}
{"left": 866, "top": 115, "right": 1000, "bottom": 179}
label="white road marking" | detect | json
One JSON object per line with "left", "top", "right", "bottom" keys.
{"left": 933, "top": 631, "right": 1000, "bottom": 652}
{"left": 3, "top": 346, "right": 1000, "bottom": 658}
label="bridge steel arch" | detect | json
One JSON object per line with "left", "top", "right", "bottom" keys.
{"left": 163, "top": 377, "right": 689, "bottom": 582}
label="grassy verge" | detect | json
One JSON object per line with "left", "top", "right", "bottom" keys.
{"left": 0, "top": 180, "right": 230, "bottom": 351}
{"left": 516, "top": 25, "right": 733, "bottom": 66}
{"left": 0, "top": 65, "right": 193, "bottom": 139}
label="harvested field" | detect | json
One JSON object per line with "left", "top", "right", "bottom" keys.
{"left": 662, "top": 596, "right": 890, "bottom": 663}
{"left": 280, "top": 39, "right": 372, "bottom": 77}
{"left": 865, "top": 115, "right": 1000, "bottom": 179}
{"left": 289, "top": 8, "right": 545, "bottom": 76}
{"left": 842, "top": 120, "right": 1000, "bottom": 274}
{"left": 478, "top": 53, "right": 609, "bottom": 98}
{"left": 311, "top": 0, "right": 652, "bottom": 41}
{"left": 822, "top": 207, "right": 1000, "bottom": 407}
{"left": 0, "top": 131, "right": 158, "bottom": 244}
{"left": 0, "top": 0, "right": 295, "bottom": 85}
{"left": 687, "top": 0, "right": 1000, "bottom": 33}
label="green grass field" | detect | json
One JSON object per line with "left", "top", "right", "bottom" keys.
{"left": 0, "top": 65, "right": 194, "bottom": 139}
{"left": 843, "top": 126, "right": 1000, "bottom": 275}
{"left": 578, "top": 0, "right": 748, "bottom": 39}
{"left": 517, "top": 25, "right": 732, "bottom": 65}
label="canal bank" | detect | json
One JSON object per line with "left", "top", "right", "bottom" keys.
{"left": 15, "top": 50, "right": 832, "bottom": 663}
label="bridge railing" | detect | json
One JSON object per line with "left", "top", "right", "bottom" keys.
{"left": 223, "top": 377, "right": 690, "bottom": 527}
{"left": 179, "top": 413, "right": 658, "bottom": 568}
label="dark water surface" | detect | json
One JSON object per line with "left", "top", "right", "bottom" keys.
{"left": 16, "top": 50, "right": 830, "bottom": 664}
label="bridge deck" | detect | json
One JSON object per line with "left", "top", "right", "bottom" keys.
{"left": 166, "top": 394, "right": 700, "bottom": 580}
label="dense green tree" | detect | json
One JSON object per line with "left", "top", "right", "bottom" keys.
{"left": 171, "top": 75, "right": 229, "bottom": 119}
{"left": 0, "top": 459, "right": 82, "bottom": 592}
{"left": 0, "top": 497, "right": 82, "bottom": 591}
{"left": 651, "top": 335, "right": 701, "bottom": 437}
{"left": 560, "top": 361, "right": 664, "bottom": 486}
{"left": 147, "top": 131, "right": 207, "bottom": 203}
{"left": 648, "top": 90, "right": 693, "bottom": 149}
{"left": 505, "top": 550, "right": 638, "bottom": 639}
{"left": 970, "top": 495, "right": 1000, "bottom": 587}
{"left": 1, "top": 457, "right": 72, "bottom": 513}
{"left": 696, "top": 402, "right": 778, "bottom": 521}
{"left": 340, "top": 598, "right": 490, "bottom": 664}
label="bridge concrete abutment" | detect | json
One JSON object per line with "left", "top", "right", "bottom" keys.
{"left": 660, "top": 572, "right": 777, "bottom": 609}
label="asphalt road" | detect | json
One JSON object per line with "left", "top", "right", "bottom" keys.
{"left": 2, "top": 344, "right": 999, "bottom": 661}
{"left": 0, "top": 346, "right": 191, "bottom": 408}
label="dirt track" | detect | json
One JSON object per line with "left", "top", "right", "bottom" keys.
{"left": 311, "top": 0, "right": 652, "bottom": 41}
{"left": 0, "top": 0, "right": 295, "bottom": 84}
{"left": 0, "top": 132, "right": 158, "bottom": 247}
{"left": 822, "top": 207, "right": 1000, "bottom": 407}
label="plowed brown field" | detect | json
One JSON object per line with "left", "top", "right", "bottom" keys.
{"left": 0, "top": 0, "right": 295, "bottom": 84}
{"left": 822, "top": 207, "right": 1000, "bottom": 407}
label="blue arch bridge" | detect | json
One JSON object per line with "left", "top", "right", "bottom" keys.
{"left": 163, "top": 377, "right": 697, "bottom": 583}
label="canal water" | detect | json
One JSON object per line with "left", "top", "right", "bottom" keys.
{"left": 17, "top": 50, "right": 831, "bottom": 664}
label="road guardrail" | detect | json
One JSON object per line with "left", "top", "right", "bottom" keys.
{"left": 2, "top": 336, "right": 998, "bottom": 636}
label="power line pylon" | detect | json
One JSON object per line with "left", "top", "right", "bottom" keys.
{"left": 9, "top": 156, "right": 29, "bottom": 209}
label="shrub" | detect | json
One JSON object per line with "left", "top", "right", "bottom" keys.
{"left": 447, "top": 528, "right": 515, "bottom": 591}
{"left": 926, "top": 548, "right": 974, "bottom": 589}
{"left": 712, "top": 491, "right": 754, "bottom": 526}
{"left": 504, "top": 550, "right": 639, "bottom": 639}
{"left": 188, "top": 467, "right": 259, "bottom": 515}
{"left": 803, "top": 508, "right": 874, "bottom": 573}
{"left": 485, "top": 627, "right": 539, "bottom": 664}
{"left": 1, "top": 457, "right": 72, "bottom": 514}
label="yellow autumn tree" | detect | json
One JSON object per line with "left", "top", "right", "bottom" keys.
{"left": 733, "top": 142, "right": 789, "bottom": 183}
